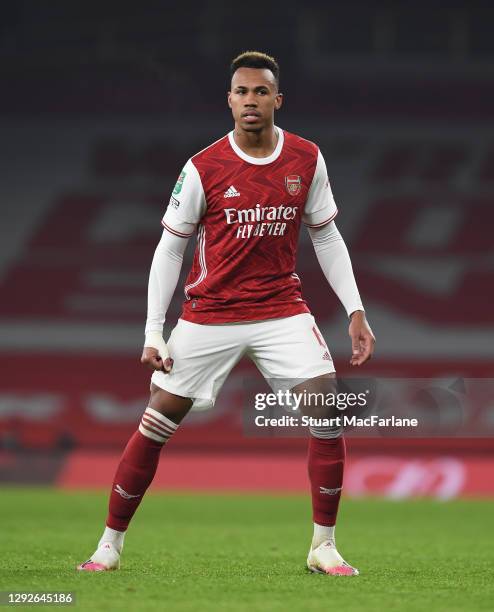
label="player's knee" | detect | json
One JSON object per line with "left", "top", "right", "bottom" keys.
{"left": 293, "top": 375, "right": 339, "bottom": 421}
{"left": 149, "top": 383, "right": 193, "bottom": 424}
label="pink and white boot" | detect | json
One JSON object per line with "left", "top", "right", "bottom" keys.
{"left": 307, "top": 540, "right": 359, "bottom": 576}
{"left": 77, "top": 542, "right": 120, "bottom": 572}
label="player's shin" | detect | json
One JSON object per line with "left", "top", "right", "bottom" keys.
{"left": 104, "top": 407, "right": 179, "bottom": 539}
{"left": 77, "top": 407, "right": 180, "bottom": 571}
{"left": 307, "top": 427, "right": 345, "bottom": 549}
{"left": 306, "top": 426, "right": 359, "bottom": 575}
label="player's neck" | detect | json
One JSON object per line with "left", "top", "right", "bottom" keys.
{"left": 232, "top": 124, "right": 279, "bottom": 159}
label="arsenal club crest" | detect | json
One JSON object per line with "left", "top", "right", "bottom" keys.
{"left": 285, "top": 175, "right": 302, "bottom": 196}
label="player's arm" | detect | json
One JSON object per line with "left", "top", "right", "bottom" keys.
{"left": 142, "top": 159, "right": 206, "bottom": 373}
{"left": 303, "top": 150, "right": 375, "bottom": 366}
{"left": 307, "top": 221, "right": 375, "bottom": 365}
{"left": 142, "top": 228, "right": 192, "bottom": 372}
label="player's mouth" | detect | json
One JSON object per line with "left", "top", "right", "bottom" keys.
{"left": 242, "top": 110, "right": 261, "bottom": 123}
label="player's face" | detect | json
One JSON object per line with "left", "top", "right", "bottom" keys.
{"left": 228, "top": 68, "right": 282, "bottom": 132}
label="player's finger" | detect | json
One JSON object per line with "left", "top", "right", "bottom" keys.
{"left": 353, "top": 327, "right": 376, "bottom": 364}
{"left": 349, "top": 331, "right": 362, "bottom": 364}
{"left": 350, "top": 334, "right": 360, "bottom": 358}
{"left": 149, "top": 355, "right": 164, "bottom": 371}
{"left": 357, "top": 335, "right": 374, "bottom": 365}
{"left": 163, "top": 357, "right": 174, "bottom": 373}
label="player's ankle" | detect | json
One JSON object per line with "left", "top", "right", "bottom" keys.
{"left": 98, "top": 526, "right": 126, "bottom": 554}
{"left": 311, "top": 522, "right": 335, "bottom": 549}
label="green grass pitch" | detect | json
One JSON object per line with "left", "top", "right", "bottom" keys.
{"left": 1, "top": 488, "right": 493, "bottom": 611}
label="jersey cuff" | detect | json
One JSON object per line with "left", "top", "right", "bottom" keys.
{"left": 161, "top": 220, "right": 195, "bottom": 238}
{"left": 303, "top": 208, "right": 338, "bottom": 228}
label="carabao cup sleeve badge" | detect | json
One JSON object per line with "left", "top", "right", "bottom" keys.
{"left": 285, "top": 175, "right": 302, "bottom": 196}
{"left": 173, "top": 170, "right": 186, "bottom": 196}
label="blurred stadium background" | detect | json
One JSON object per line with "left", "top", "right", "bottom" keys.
{"left": 1, "top": 0, "right": 493, "bottom": 499}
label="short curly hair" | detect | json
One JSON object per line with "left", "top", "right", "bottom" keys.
{"left": 230, "top": 51, "right": 280, "bottom": 89}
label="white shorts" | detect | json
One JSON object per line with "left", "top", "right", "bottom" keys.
{"left": 151, "top": 313, "right": 335, "bottom": 408}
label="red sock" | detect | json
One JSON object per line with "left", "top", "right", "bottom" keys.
{"left": 308, "top": 435, "right": 345, "bottom": 526}
{"left": 106, "top": 407, "right": 178, "bottom": 531}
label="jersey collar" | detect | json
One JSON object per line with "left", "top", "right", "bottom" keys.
{"left": 228, "top": 126, "right": 284, "bottom": 165}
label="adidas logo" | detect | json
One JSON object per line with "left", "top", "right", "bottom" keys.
{"left": 224, "top": 185, "right": 240, "bottom": 198}
{"left": 322, "top": 351, "right": 331, "bottom": 361}
{"left": 114, "top": 484, "right": 141, "bottom": 500}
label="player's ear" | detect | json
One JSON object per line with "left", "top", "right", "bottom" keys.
{"left": 227, "top": 91, "right": 232, "bottom": 108}
{"left": 275, "top": 92, "right": 283, "bottom": 110}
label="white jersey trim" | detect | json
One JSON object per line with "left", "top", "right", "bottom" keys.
{"left": 161, "top": 219, "right": 195, "bottom": 238}
{"left": 303, "top": 208, "right": 339, "bottom": 228}
{"left": 227, "top": 126, "right": 284, "bottom": 165}
{"left": 184, "top": 224, "right": 207, "bottom": 300}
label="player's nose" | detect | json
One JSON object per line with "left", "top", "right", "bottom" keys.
{"left": 244, "top": 93, "right": 258, "bottom": 106}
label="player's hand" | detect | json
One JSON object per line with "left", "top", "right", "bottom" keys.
{"left": 141, "top": 332, "right": 174, "bottom": 373}
{"left": 348, "top": 310, "right": 375, "bottom": 366}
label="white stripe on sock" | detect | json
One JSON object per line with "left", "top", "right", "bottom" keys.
{"left": 138, "top": 423, "right": 166, "bottom": 443}
{"left": 143, "top": 412, "right": 176, "bottom": 436}
{"left": 144, "top": 406, "right": 178, "bottom": 431}
{"left": 141, "top": 416, "right": 174, "bottom": 439}
{"left": 309, "top": 427, "right": 342, "bottom": 439}
{"left": 138, "top": 407, "right": 179, "bottom": 444}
